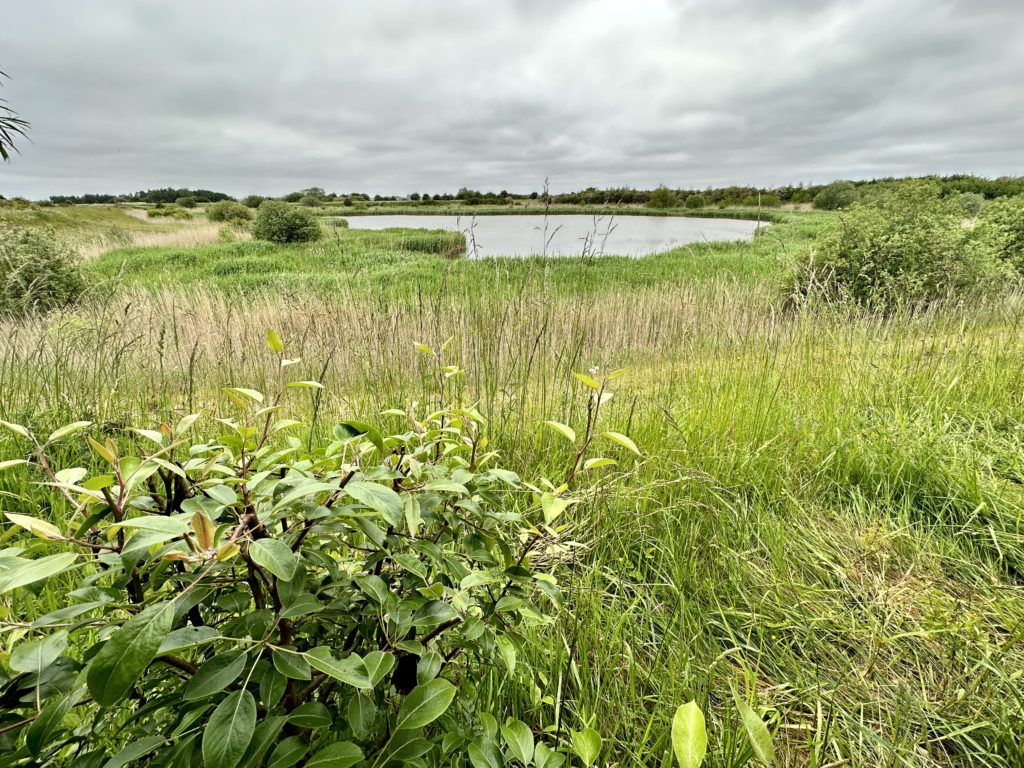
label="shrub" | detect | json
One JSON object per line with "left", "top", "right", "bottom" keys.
{"left": 684, "top": 194, "right": 707, "bottom": 209}
{"left": 812, "top": 181, "right": 860, "bottom": 210}
{"left": 241, "top": 195, "right": 266, "bottom": 208}
{"left": 646, "top": 185, "right": 678, "bottom": 209}
{"left": 975, "top": 195, "right": 1024, "bottom": 272}
{"left": 147, "top": 205, "right": 192, "bottom": 220}
{"left": 796, "top": 182, "right": 1014, "bottom": 308}
{"left": 252, "top": 200, "right": 321, "bottom": 243}
{"left": 957, "top": 192, "right": 985, "bottom": 217}
{"left": 207, "top": 200, "right": 254, "bottom": 225}
{"left": 0, "top": 340, "right": 630, "bottom": 767}
{"left": 175, "top": 196, "right": 198, "bottom": 209}
{"left": 0, "top": 226, "right": 86, "bottom": 316}
{"left": 298, "top": 195, "right": 320, "bottom": 207}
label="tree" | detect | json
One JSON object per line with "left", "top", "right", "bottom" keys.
{"left": 812, "top": 181, "right": 860, "bottom": 210}
{"left": 0, "top": 70, "right": 29, "bottom": 161}
{"left": 647, "top": 185, "right": 678, "bottom": 209}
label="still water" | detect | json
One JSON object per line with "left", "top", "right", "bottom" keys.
{"left": 341, "top": 214, "right": 764, "bottom": 257}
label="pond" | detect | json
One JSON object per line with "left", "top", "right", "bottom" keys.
{"left": 339, "top": 214, "right": 765, "bottom": 258}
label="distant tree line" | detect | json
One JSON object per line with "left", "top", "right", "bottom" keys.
{"left": 42, "top": 174, "right": 1024, "bottom": 209}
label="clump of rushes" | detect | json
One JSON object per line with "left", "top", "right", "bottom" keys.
{"left": 0, "top": 332, "right": 631, "bottom": 768}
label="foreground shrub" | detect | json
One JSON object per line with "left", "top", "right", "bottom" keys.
{"left": 0, "top": 226, "right": 86, "bottom": 316}
{"left": 812, "top": 181, "right": 860, "bottom": 210}
{"left": 796, "top": 183, "right": 1014, "bottom": 308}
{"left": 0, "top": 338, "right": 639, "bottom": 766}
{"left": 252, "top": 200, "right": 320, "bottom": 243}
{"left": 207, "top": 200, "right": 254, "bottom": 225}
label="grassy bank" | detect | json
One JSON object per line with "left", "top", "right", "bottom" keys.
{"left": 1, "top": 206, "right": 1022, "bottom": 766}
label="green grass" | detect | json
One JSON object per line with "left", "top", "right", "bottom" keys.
{"left": 1, "top": 205, "right": 1023, "bottom": 766}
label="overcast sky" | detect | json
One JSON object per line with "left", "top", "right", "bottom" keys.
{"left": 1, "top": 0, "right": 1022, "bottom": 199}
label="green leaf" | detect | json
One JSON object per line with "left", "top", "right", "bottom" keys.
{"left": 394, "top": 678, "right": 456, "bottom": 731}
{"left": 224, "top": 387, "right": 265, "bottom": 404}
{"left": 267, "top": 736, "right": 306, "bottom": 768}
{"left": 158, "top": 626, "right": 219, "bottom": 654}
{"left": 572, "top": 372, "right": 602, "bottom": 390}
{"left": 288, "top": 701, "right": 332, "bottom": 729}
{"left": 737, "top": 700, "right": 777, "bottom": 766}
{"left": 304, "top": 647, "right": 371, "bottom": 689}
{"left": 102, "top": 735, "right": 164, "bottom": 768}
{"left": 9, "top": 631, "right": 68, "bottom": 673}
{"left": 671, "top": 701, "right": 707, "bottom": 768}
{"left": 266, "top": 328, "right": 284, "bottom": 354}
{"left": 0, "top": 419, "right": 31, "bottom": 440}
{"left": 467, "top": 740, "right": 503, "bottom": 768}
{"left": 540, "top": 493, "right": 570, "bottom": 526}
{"left": 534, "top": 743, "right": 565, "bottom": 768}
{"left": 0, "top": 553, "right": 78, "bottom": 594}
{"left": 86, "top": 601, "right": 175, "bottom": 706}
{"left": 347, "top": 695, "right": 376, "bottom": 740}
{"left": 26, "top": 687, "right": 83, "bottom": 756}
{"left": 0, "top": 459, "right": 28, "bottom": 471}
{"left": 4, "top": 512, "right": 62, "bottom": 540}
{"left": 203, "top": 690, "right": 256, "bottom": 768}
{"left": 273, "top": 649, "right": 312, "bottom": 680}
{"left": 602, "top": 430, "right": 641, "bottom": 456}
{"left": 345, "top": 481, "right": 403, "bottom": 526}
{"left": 571, "top": 727, "right": 602, "bottom": 767}
{"left": 184, "top": 650, "right": 247, "bottom": 700}
{"left": 541, "top": 420, "right": 576, "bottom": 445}
{"left": 248, "top": 539, "right": 297, "bottom": 582}
{"left": 238, "top": 716, "right": 287, "bottom": 768}
{"left": 583, "top": 457, "right": 617, "bottom": 470}
{"left": 363, "top": 650, "right": 396, "bottom": 687}
{"left": 305, "top": 741, "right": 363, "bottom": 768}
{"left": 502, "top": 718, "right": 535, "bottom": 765}
{"left": 46, "top": 421, "right": 92, "bottom": 444}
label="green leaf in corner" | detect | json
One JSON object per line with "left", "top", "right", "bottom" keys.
{"left": 0, "top": 553, "right": 78, "bottom": 595}
{"left": 5, "top": 512, "right": 62, "bottom": 540}
{"left": 571, "top": 727, "right": 602, "bottom": 767}
{"left": 86, "top": 600, "right": 175, "bottom": 706}
{"left": 736, "top": 699, "right": 777, "bottom": 766}
{"left": 541, "top": 420, "right": 576, "bottom": 445}
{"left": 394, "top": 678, "right": 456, "bottom": 731}
{"left": 46, "top": 420, "right": 92, "bottom": 444}
{"left": 671, "top": 700, "right": 707, "bottom": 768}
{"left": 248, "top": 538, "right": 297, "bottom": 582}
{"left": 572, "top": 372, "right": 602, "bottom": 391}
{"left": 602, "top": 430, "right": 641, "bottom": 456}
{"left": 540, "top": 492, "right": 570, "bottom": 526}
{"left": 203, "top": 690, "right": 256, "bottom": 768}
{"left": 345, "top": 481, "right": 403, "bottom": 526}
{"left": 305, "top": 647, "right": 372, "bottom": 689}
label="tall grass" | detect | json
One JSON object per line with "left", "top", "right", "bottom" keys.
{"left": 1, "top": 207, "right": 1022, "bottom": 766}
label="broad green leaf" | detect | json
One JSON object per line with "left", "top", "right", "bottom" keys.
{"left": 306, "top": 741, "right": 363, "bottom": 768}
{"left": 9, "top": 631, "right": 68, "bottom": 673}
{"left": 286, "top": 380, "right": 323, "bottom": 390}
{"left": 305, "top": 647, "right": 371, "bottom": 689}
{"left": 363, "top": 650, "right": 396, "bottom": 687}
{"left": 132, "top": 428, "right": 164, "bottom": 446}
{"left": 102, "top": 735, "right": 164, "bottom": 768}
{"left": 0, "top": 459, "right": 28, "bottom": 471}
{"left": 671, "top": 701, "right": 707, "bottom": 768}
{"left": 238, "top": 716, "right": 287, "bottom": 768}
{"left": 86, "top": 601, "right": 175, "bottom": 706}
{"left": 266, "top": 328, "right": 284, "bottom": 354}
{"left": 540, "top": 493, "right": 569, "bottom": 526}
{"left": 273, "top": 649, "right": 312, "bottom": 680}
{"left": 158, "top": 626, "right": 219, "bottom": 654}
{"left": 572, "top": 372, "right": 602, "bottom": 390}
{"left": 203, "top": 690, "right": 256, "bottom": 768}
{"left": 26, "top": 687, "right": 83, "bottom": 756}
{"left": 267, "top": 736, "right": 306, "bottom": 768}
{"left": 347, "top": 695, "right": 376, "bottom": 739}
{"left": 248, "top": 539, "right": 297, "bottom": 582}
{"left": 111, "top": 513, "right": 191, "bottom": 535}
{"left": 0, "top": 553, "right": 78, "bottom": 594}
{"left": 583, "top": 457, "right": 617, "bottom": 470}
{"left": 602, "top": 431, "right": 641, "bottom": 456}
{"left": 737, "top": 700, "right": 777, "bottom": 766}
{"left": 571, "top": 727, "right": 602, "bottom": 767}
{"left": 184, "top": 650, "right": 247, "bottom": 700}
{"left": 501, "top": 719, "right": 535, "bottom": 765}
{"left": 176, "top": 413, "right": 201, "bottom": 435}
{"left": 288, "top": 702, "right": 332, "bottom": 729}
{"left": 224, "top": 387, "right": 265, "bottom": 404}
{"left": 534, "top": 743, "right": 566, "bottom": 768}
{"left": 394, "top": 678, "right": 456, "bottom": 731}
{"left": 46, "top": 421, "right": 92, "bottom": 444}
{"left": 5, "top": 512, "right": 62, "bottom": 540}
{"left": 0, "top": 420, "right": 31, "bottom": 440}
{"left": 467, "top": 740, "right": 503, "bottom": 768}
{"left": 541, "top": 420, "right": 576, "bottom": 445}
{"left": 345, "top": 481, "right": 403, "bottom": 526}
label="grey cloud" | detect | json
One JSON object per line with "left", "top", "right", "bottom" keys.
{"left": 0, "top": 0, "right": 1021, "bottom": 199}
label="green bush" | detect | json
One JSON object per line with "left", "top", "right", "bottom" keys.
{"left": 298, "top": 195, "right": 320, "bottom": 207}
{"left": 0, "top": 340, "right": 627, "bottom": 766}
{"left": 241, "top": 195, "right": 266, "bottom": 208}
{"left": 252, "top": 200, "right": 321, "bottom": 243}
{"left": 147, "top": 205, "right": 192, "bottom": 220}
{"left": 207, "top": 200, "right": 254, "bottom": 225}
{"left": 796, "top": 183, "right": 1014, "bottom": 308}
{"left": 0, "top": 226, "right": 86, "bottom": 316}
{"left": 812, "top": 181, "right": 860, "bottom": 210}
{"left": 957, "top": 192, "right": 985, "bottom": 217}
{"left": 684, "top": 194, "right": 707, "bottom": 209}
{"left": 646, "top": 186, "right": 678, "bottom": 209}
{"left": 175, "top": 196, "right": 198, "bottom": 209}
{"left": 975, "top": 196, "right": 1024, "bottom": 272}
